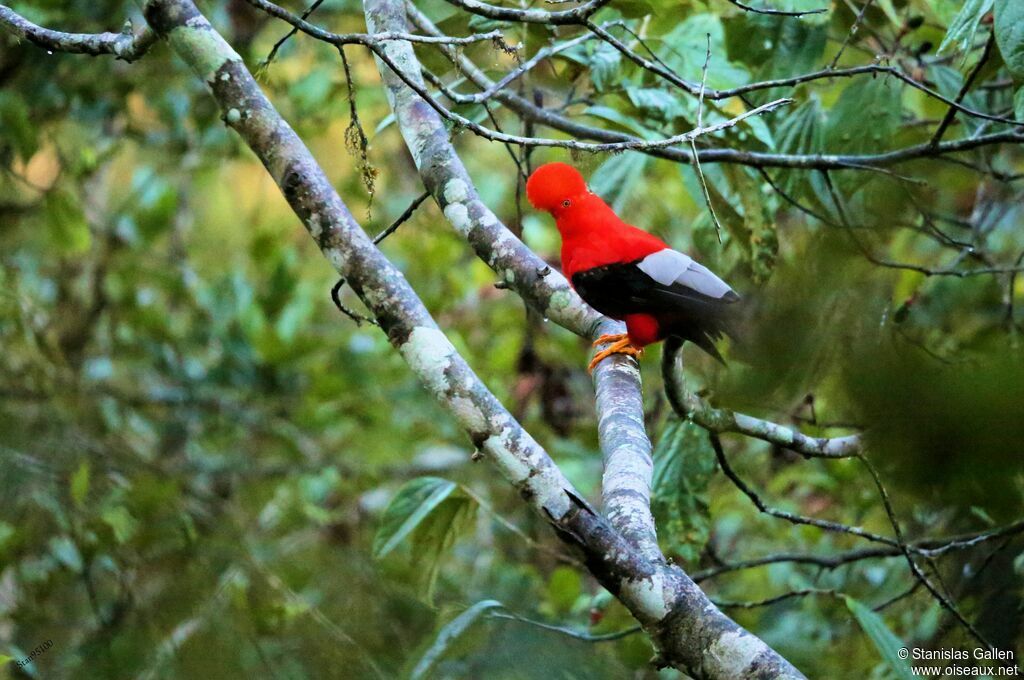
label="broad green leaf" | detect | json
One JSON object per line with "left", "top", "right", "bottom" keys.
{"left": 826, "top": 75, "right": 903, "bottom": 196}
{"left": 661, "top": 14, "right": 750, "bottom": 91}
{"left": 583, "top": 105, "right": 660, "bottom": 139}
{"left": 45, "top": 188, "right": 91, "bottom": 255}
{"left": 844, "top": 596, "right": 914, "bottom": 680}
{"left": 875, "top": 0, "right": 900, "bottom": 26}
{"left": 827, "top": 76, "right": 902, "bottom": 157}
{"left": 589, "top": 152, "right": 650, "bottom": 213}
{"left": 727, "top": 13, "right": 827, "bottom": 97}
{"left": 101, "top": 506, "right": 138, "bottom": 544}
{"left": 930, "top": 65, "right": 987, "bottom": 134}
{"left": 743, "top": 115, "right": 775, "bottom": 150}
{"left": 773, "top": 98, "right": 824, "bottom": 198}
{"left": 70, "top": 461, "right": 90, "bottom": 509}
{"left": 373, "top": 477, "right": 476, "bottom": 598}
{"left": 626, "top": 87, "right": 687, "bottom": 122}
{"left": 587, "top": 41, "right": 621, "bottom": 92}
{"left": 1015, "top": 87, "right": 1024, "bottom": 122}
{"left": 995, "top": 0, "right": 1024, "bottom": 78}
{"left": 652, "top": 419, "right": 717, "bottom": 564}
{"left": 938, "top": 0, "right": 993, "bottom": 56}
{"left": 410, "top": 600, "right": 503, "bottom": 680}
{"left": 48, "top": 536, "right": 83, "bottom": 573}
{"left": 373, "top": 477, "right": 457, "bottom": 558}
{"left": 827, "top": 75, "right": 901, "bottom": 199}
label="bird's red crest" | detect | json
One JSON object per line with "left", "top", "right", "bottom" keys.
{"left": 526, "top": 162, "right": 587, "bottom": 212}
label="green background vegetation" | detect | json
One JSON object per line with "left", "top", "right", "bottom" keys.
{"left": 1, "top": 0, "right": 1022, "bottom": 677}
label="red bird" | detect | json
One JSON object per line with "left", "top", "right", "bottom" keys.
{"left": 526, "top": 162, "right": 739, "bottom": 372}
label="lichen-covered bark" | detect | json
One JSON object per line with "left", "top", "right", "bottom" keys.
{"left": 131, "top": 2, "right": 804, "bottom": 676}
{"left": 363, "top": 0, "right": 661, "bottom": 564}
{"left": 134, "top": 0, "right": 577, "bottom": 519}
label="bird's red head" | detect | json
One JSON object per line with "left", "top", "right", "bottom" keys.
{"left": 526, "top": 162, "right": 588, "bottom": 213}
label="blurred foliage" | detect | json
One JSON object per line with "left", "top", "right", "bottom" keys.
{"left": 1, "top": 0, "right": 1023, "bottom": 678}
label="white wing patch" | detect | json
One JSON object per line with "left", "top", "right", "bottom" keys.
{"left": 637, "top": 248, "right": 735, "bottom": 299}
{"left": 636, "top": 249, "right": 693, "bottom": 285}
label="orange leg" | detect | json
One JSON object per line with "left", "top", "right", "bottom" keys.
{"left": 588, "top": 337, "right": 643, "bottom": 373}
{"left": 592, "top": 332, "right": 629, "bottom": 347}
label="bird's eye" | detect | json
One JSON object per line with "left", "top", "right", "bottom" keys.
{"left": 562, "top": 199, "right": 571, "bottom": 208}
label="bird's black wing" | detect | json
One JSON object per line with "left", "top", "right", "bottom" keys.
{"left": 571, "top": 256, "right": 739, "bottom": 360}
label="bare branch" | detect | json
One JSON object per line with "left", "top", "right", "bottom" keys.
{"left": 363, "top": 0, "right": 662, "bottom": 566}
{"left": 930, "top": 31, "right": 996, "bottom": 147}
{"left": 0, "top": 5, "right": 156, "bottom": 62}
{"left": 723, "top": 0, "right": 827, "bottom": 17}
{"left": 437, "top": 0, "right": 612, "bottom": 25}
{"left": 662, "top": 341, "right": 862, "bottom": 458}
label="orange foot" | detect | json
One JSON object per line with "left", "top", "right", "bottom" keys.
{"left": 592, "top": 332, "right": 628, "bottom": 348}
{"left": 588, "top": 337, "right": 643, "bottom": 373}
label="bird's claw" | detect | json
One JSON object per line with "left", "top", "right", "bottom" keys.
{"left": 588, "top": 338, "right": 642, "bottom": 373}
{"left": 591, "top": 332, "right": 629, "bottom": 348}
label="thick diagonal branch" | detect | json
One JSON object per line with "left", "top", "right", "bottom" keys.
{"left": 362, "top": 0, "right": 661, "bottom": 563}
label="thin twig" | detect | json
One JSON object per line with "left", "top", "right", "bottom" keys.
{"left": 692, "top": 34, "right": 724, "bottom": 243}
{"left": 330, "top": 279, "right": 379, "bottom": 326}
{"left": 258, "top": 0, "right": 325, "bottom": 72}
{"left": 489, "top": 612, "right": 641, "bottom": 641}
{"left": 829, "top": 0, "right": 874, "bottom": 69}
{"left": 372, "top": 191, "right": 431, "bottom": 244}
{"left": 724, "top": 0, "right": 827, "bottom": 17}
{"left": 930, "top": 31, "right": 996, "bottom": 147}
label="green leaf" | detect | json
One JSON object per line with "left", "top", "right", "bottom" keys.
{"left": 875, "top": 0, "right": 900, "bottom": 25}
{"left": 844, "top": 596, "right": 914, "bottom": 680}
{"left": 625, "top": 87, "right": 687, "bottom": 122}
{"left": 651, "top": 419, "right": 716, "bottom": 564}
{"left": 373, "top": 477, "right": 476, "bottom": 598}
{"left": 101, "top": 506, "right": 139, "bottom": 544}
{"left": 45, "top": 188, "right": 91, "bottom": 255}
{"left": 930, "top": 65, "right": 987, "bottom": 134}
{"left": 587, "top": 41, "right": 621, "bottom": 92}
{"left": 583, "top": 105, "right": 660, "bottom": 140}
{"left": 410, "top": 600, "right": 503, "bottom": 680}
{"left": 48, "top": 536, "right": 83, "bottom": 573}
{"left": 70, "top": 461, "right": 90, "bottom": 509}
{"left": 995, "top": 0, "right": 1024, "bottom": 78}
{"left": 827, "top": 76, "right": 902, "bottom": 156}
{"left": 373, "top": 477, "right": 458, "bottom": 558}
{"left": 727, "top": 13, "right": 827, "bottom": 98}
{"left": 938, "top": 0, "right": 993, "bottom": 56}
{"left": 773, "top": 97, "right": 824, "bottom": 198}
{"left": 1015, "top": 87, "right": 1024, "bottom": 122}
{"left": 661, "top": 14, "right": 750, "bottom": 91}
{"left": 589, "top": 152, "right": 650, "bottom": 213}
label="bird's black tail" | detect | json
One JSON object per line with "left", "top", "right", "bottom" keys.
{"left": 661, "top": 335, "right": 689, "bottom": 421}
